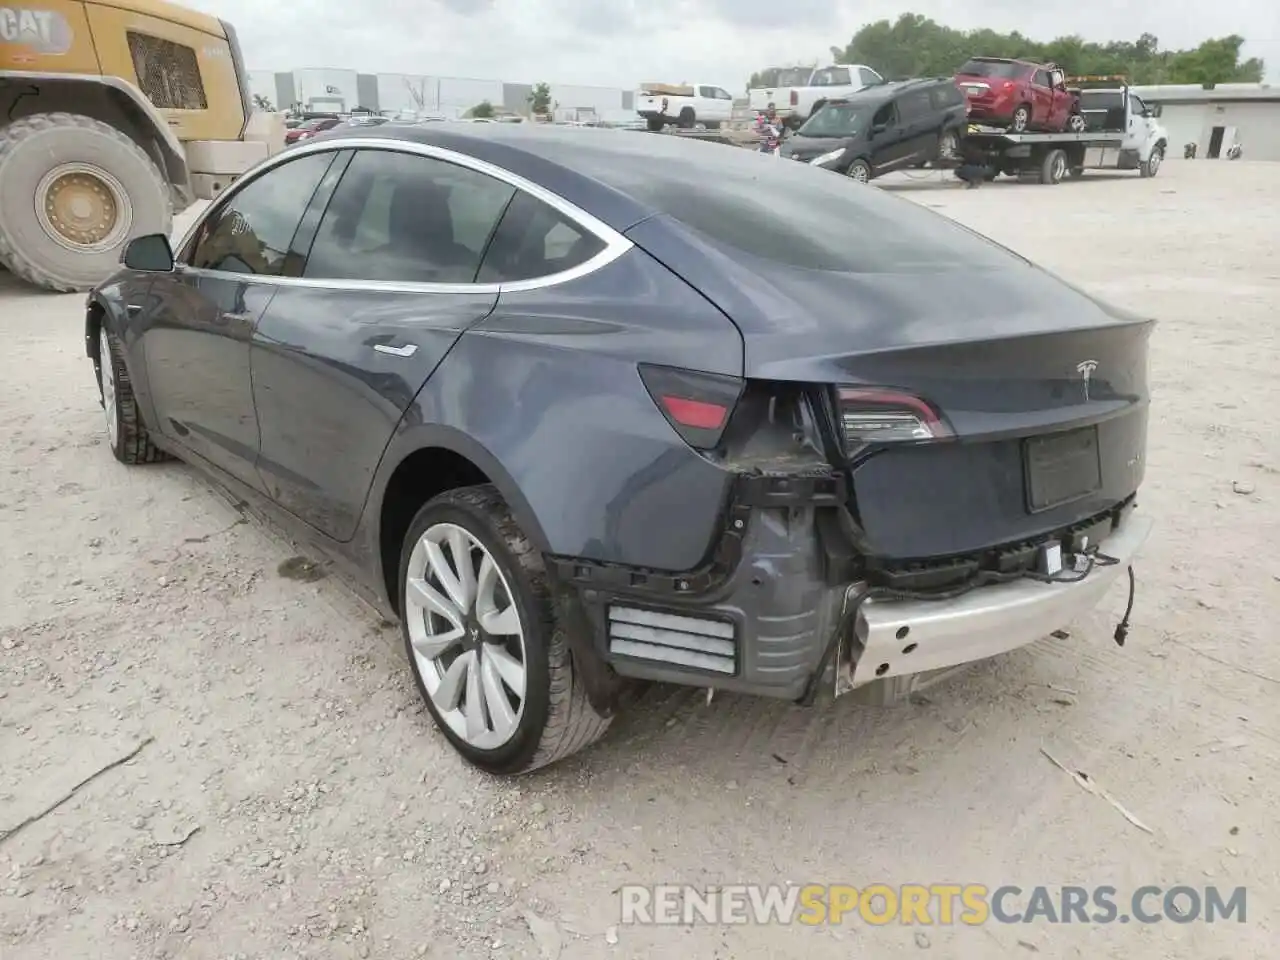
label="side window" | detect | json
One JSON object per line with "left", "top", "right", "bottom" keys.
{"left": 698, "top": 85, "right": 716, "bottom": 99}
{"left": 714, "top": 87, "right": 733, "bottom": 100}
{"left": 897, "top": 91, "right": 931, "bottom": 122}
{"left": 186, "top": 152, "right": 334, "bottom": 276}
{"left": 1032, "top": 69, "right": 1051, "bottom": 87}
{"left": 1129, "top": 95, "right": 1147, "bottom": 116}
{"left": 303, "top": 149, "right": 515, "bottom": 284}
{"left": 813, "top": 67, "right": 851, "bottom": 87}
{"left": 858, "top": 67, "right": 882, "bottom": 86}
{"left": 477, "top": 191, "right": 606, "bottom": 284}
{"left": 871, "top": 101, "right": 896, "bottom": 128}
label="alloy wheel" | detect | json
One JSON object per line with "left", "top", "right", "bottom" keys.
{"left": 404, "top": 522, "right": 527, "bottom": 750}
{"left": 847, "top": 162, "right": 870, "bottom": 183}
{"left": 1011, "top": 108, "right": 1029, "bottom": 132}
{"left": 99, "top": 329, "right": 118, "bottom": 447}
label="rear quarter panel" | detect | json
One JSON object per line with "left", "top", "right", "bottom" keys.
{"left": 362, "top": 248, "right": 745, "bottom": 573}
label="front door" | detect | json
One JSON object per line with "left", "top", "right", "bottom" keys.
{"left": 250, "top": 146, "right": 516, "bottom": 541}
{"left": 141, "top": 150, "right": 338, "bottom": 490}
{"left": 1029, "top": 69, "right": 1054, "bottom": 128}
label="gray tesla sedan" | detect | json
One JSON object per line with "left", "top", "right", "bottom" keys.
{"left": 86, "top": 123, "right": 1153, "bottom": 775}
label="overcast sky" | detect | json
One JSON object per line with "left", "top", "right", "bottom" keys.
{"left": 198, "top": 0, "right": 1279, "bottom": 88}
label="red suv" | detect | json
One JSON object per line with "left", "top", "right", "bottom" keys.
{"left": 954, "top": 57, "right": 1083, "bottom": 133}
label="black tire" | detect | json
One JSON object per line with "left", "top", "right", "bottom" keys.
{"left": 96, "top": 328, "right": 169, "bottom": 464}
{"left": 677, "top": 107, "right": 696, "bottom": 129}
{"left": 0, "top": 113, "right": 172, "bottom": 293}
{"left": 399, "top": 485, "right": 611, "bottom": 775}
{"left": 1140, "top": 146, "right": 1163, "bottom": 178}
{"left": 1009, "top": 104, "right": 1031, "bottom": 133}
{"left": 645, "top": 116, "right": 664, "bottom": 132}
{"left": 1039, "top": 148, "right": 1068, "bottom": 184}
{"left": 704, "top": 120, "right": 721, "bottom": 130}
{"left": 845, "top": 158, "right": 873, "bottom": 183}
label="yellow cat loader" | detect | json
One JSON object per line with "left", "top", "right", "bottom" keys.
{"left": 1, "top": 0, "right": 278, "bottom": 291}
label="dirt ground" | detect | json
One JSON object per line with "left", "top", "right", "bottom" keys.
{"left": 1, "top": 160, "right": 1277, "bottom": 960}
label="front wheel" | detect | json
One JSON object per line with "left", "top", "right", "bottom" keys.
{"left": 645, "top": 116, "right": 664, "bottom": 132}
{"left": 1140, "top": 146, "right": 1163, "bottom": 178}
{"left": 96, "top": 328, "right": 170, "bottom": 464}
{"left": 0, "top": 113, "right": 171, "bottom": 292}
{"left": 399, "top": 485, "right": 612, "bottom": 775}
{"left": 845, "top": 159, "right": 872, "bottom": 183}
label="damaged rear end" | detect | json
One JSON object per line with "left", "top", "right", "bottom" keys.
{"left": 568, "top": 157, "right": 1154, "bottom": 703}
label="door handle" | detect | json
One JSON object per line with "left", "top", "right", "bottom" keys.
{"left": 126, "top": 304, "right": 143, "bottom": 317}
{"left": 374, "top": 343, "right": 418, "bottom": 357}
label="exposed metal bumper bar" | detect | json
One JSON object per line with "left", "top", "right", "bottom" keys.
{"left": 848, "top": 510, "right": 1154, "bottom": 688}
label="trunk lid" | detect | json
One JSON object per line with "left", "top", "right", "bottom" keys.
{"left": 625, "top": 212, "right": 1153, "bottom": 560}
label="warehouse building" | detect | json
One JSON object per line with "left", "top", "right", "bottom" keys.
{"left": 1132, "top": 83, "right": 1280, "bottom": 160}
{"left": 247, "top": 68, "right": 635, "bottom": 124}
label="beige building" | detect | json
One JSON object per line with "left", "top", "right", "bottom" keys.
{"left": 1133, "top": 83, "right": 1280, "bottom": 160}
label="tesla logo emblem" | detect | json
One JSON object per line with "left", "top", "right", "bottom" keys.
{"left": 1076, "top": 360, "right": 1098, "bottom": 401}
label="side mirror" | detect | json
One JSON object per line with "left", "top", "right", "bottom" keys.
{"left": 870, "top": 122, "right": 889, "bottom": 137}
{"left": 1148, "top": 104, "right": 1162, "bottom": 118}
{"left": 122, "top": 233, "right": 175, "bottom": 272}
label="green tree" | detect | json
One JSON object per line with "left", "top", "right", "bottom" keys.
{"left": 252, "top": 93, "right": 274, "bottom": 112}
{"left": 784, "top": 14, "right": 1266, "bottom": 86}
{"left": 468, "top": 100, "right": 496, "bottom": 119}
{"left": 528, "top": 82, "right": 552, "bottom": 115}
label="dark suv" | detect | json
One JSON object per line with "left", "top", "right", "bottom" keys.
{"left": 780, "top": 78, "right": 968, "bottom": 182}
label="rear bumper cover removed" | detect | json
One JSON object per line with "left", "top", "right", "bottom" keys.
{"left": 845, "top": 509, "right": 1153, "bottom": 690}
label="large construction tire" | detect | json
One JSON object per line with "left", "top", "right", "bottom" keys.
{"left": 0, "top": 113, "right": 171, "bottom": 293}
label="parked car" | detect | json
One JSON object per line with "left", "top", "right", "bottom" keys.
{"left": 781, "top": 78, "right": 968, "bottom": 182}
{"left": 636, "top": 82, "right": 735, "bottom": 131}
{"left": 87, "top": 124, "right": 1153, "bottom": 775}
{"left": 285, "top": 116, "right": 343, "bottom": 144}
{"left": 954, "top": 57, "right": 1085, "bottom": 133}
{"left": 748, "top": 63, "right": 884, "bottom": 126}
{"left": 341, "top": 115, "right": 390, "bottom": 128}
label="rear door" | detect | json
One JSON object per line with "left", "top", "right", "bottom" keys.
{"left": 141, "top": 150, "right": 337, "bottom": 491}
{"left": 248, "top": 145, "right": 516, "bottom": 541}
{"left": 894, "top": 88, "right": 938, "bottom": 164}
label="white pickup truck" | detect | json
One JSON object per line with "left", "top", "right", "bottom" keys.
{"left": 636, "top": 82, "right": 736, "bottom": 131}
{"left": 748, "top": 64, "right": 884, "bottom": 126}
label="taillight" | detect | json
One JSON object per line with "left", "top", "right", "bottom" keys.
{"left": 838, "top": 387, "right": 951, "bottom": 444}
{"left": 639, "top": 364, "right": 744, "bottom": 450}
{"left": 789, "top": 90, "right": 798, "bottom": 106}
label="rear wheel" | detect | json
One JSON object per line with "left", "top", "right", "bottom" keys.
{"left": 645, "top": 116, "right": 664, "bottom": 132}
{"left": 1009, "top": 104, "right": 1031, "bottom": 133}
{"left": 845, "top": 159, "right": 872, "bottom": 183}
{"left": 677, "top": 107, "right": 696, "bottom": 129}
{"left": 937, "top": 129, "right": 960, "bottom": 161}
{"left": 399, "top": 485, "right": 612, "bottom": 775}
{"left": 0, "top": 113, "right": 171, "bottom": 292}
{"left": 1140, "top": 146, "right": 1163, "bottom": 178}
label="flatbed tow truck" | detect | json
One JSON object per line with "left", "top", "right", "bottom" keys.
{"left": 955, "top": 76, "right": 1169, "bottom": 184}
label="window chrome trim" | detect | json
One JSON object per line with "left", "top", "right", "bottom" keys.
{"left": 172, "top": 136, "right": 634, "bottom": 294}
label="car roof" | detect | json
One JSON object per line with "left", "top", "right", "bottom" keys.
{"left": 306, "top": 123, "right": 857, "bottom": 232}
{"left": 825, "top": 77, "right": 950, "bottom": 105}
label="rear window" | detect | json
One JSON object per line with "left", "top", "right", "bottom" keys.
{"left": 1080, "top": 91, "right": 1124, "bottom": 110}
{"left": 559, "top": 138, "right": 1026, "bottom": 274}
{"left": 958, "top": 59, "right": 1022, "bottom": 79}
{"left": 930, "top": 84, "right": 965, "bottom": 109}
{"left": 776, "top": 68, "right": 812, "bottom": 87}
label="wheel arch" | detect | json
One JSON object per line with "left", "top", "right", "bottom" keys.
{"left": 371, "top": 427, "right": 553, "bottom": 617}
{"left": 1, "top": 72, "right": 190, "bottom": 207}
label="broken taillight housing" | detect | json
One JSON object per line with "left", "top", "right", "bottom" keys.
{"left": 838, "top": 387, "right": 951, "bottom": 444}
{"left": 638, "top": 363, "right": 744, "bottom": 450}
